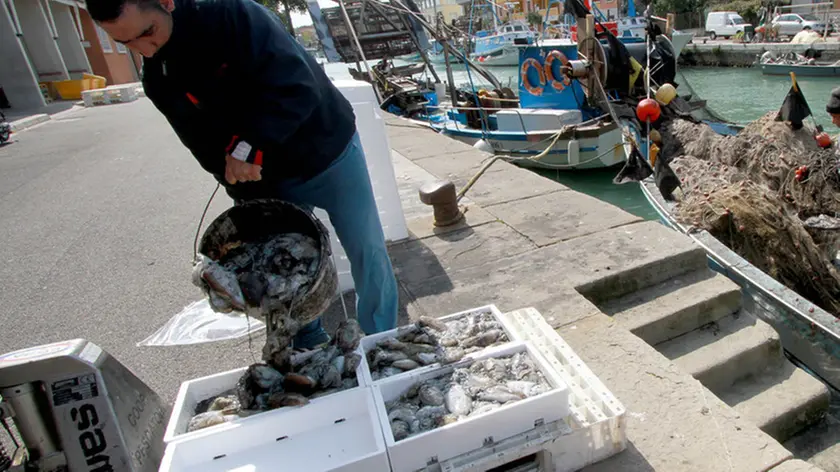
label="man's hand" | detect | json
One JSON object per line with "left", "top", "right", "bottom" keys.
{"left": 225, "top": 154, "right": 262, "bottom": 184}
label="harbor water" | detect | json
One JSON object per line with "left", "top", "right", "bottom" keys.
{"left": 324, "top": 62, "right": 839, "bottom": 221}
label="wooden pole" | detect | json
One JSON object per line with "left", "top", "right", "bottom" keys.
{"left": 585, "top": 14, "right": 595, "bottom": 39}
{"left": 666, "top": 13, "right": 675, "bottom": 36}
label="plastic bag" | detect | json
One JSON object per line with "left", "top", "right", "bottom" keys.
{"left": 137, "top": 299, "right": 265, "bottom": 346}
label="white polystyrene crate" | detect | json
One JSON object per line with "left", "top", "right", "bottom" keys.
{"left": 357, "top": 305, "right": 519, "bottom": 387}
{"left": 333, "top": 79, "right": 378, "bottom": 104}
{"left": 373, "top": 341, "right": 570, "bottom": 472}
{"left": 500, "top": 307, "right": 627, "bottom": 471}
{"left": 323, "top": 79, "right": 409, "bottom": 292}
{"left": 82, "top": 85, "right": 138, "bottom": 107}
{"left": 164, "top": 349, "right": 366, "bottom": 444}
{"left": 312, "top": 207, "right": 354, "bottom": 292}
{"left": 159, "top": 387, "right": 388, "bottom": 472}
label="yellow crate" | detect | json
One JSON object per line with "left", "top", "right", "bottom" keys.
{"left": 52, "top": 78, "right": 96, "bottom": 100}
{"left": 83, "top": 73, "right": 107, "bottom": 90}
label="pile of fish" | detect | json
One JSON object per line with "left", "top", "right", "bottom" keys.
{"left": 368, "top": 310, "right": 510, "bottom": 381}
{"left": 385, "top": 351, "right": 551, "bottom": 441}
{"left": 192, "top": 232, "right": 320, "bottom": 315}
{"left": 186, "top": 319, "right": 364, "bottom": 433}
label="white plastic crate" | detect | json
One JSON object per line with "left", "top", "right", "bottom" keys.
{"left": 159, "top": 387, "right": 388, "bottom": 472}
{"left": 164, "top": 349, "right": 366, "bottom": 444}
{"left": 81, "top": 84, "right": 138, "bottom": 107}
{"left": 373, "top": 341, "right": 570, "bottom": 472}
{"left": 357, "top": 305, "right": 519, "bottom": 386}
{"left": 499, "top": 307, "right": 627, "bottom": 471}
{"left": 322, "top": 79, "right": 409, "bottom": 292}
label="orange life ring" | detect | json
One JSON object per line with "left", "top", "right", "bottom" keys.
{"left": 520, "top": 58, "right": 545, "bottom": 96}
{"left": 544, "top": 50, "right": 571, "bottom": 91}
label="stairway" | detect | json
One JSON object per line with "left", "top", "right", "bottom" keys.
{"left": 596, "top": 268, "right": 830, "bottom": 444}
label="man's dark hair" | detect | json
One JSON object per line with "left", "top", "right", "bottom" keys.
{"left": 86, "top": 0, "right": 163, "bottom": 23}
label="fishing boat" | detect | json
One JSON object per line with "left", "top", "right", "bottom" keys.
{"left": 761, "top": 62, "right": 840, "bottom": 76}
{"left": 470, "top": 21, "right": 536, "bottom": 66}
{"left": 428, "top": 29, "right": 679, "bottom": 170}
{"left": 636, "top": 160, "right": 840, "bottom": 394}
{"left": 430, "top": 38, "right": 625, "bottom": 170}
{"left": 757, "top": 48, "right": 840, "bottom": 76}
{"left": 617, "top": 99, "right": 840, "bottom": 396}
{"left": 426, "top": 39, "right": 466, "bottom": 64}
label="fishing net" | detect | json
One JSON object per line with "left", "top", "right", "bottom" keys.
{"left": 663, "top": 113, "right": 840, "bottom": 316}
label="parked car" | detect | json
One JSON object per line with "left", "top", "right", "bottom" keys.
{"left": 772, "top": 13, "right": 829, "bottom": 36}
{"left": 705, "top": 11, "right": 753, "bottom": 39}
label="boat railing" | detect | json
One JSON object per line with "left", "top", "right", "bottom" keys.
{"left": 420, "top": 103, "right": 610, "bottom": 139}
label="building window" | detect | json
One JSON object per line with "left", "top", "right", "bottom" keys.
{"left": 95, "top": 24, "right": 113, "bottom": 53}
{"left": 115, "top": 42, "right": 128, "bottom": 54}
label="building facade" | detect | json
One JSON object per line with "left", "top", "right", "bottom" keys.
{"left": 1, "top": 0, "right": 141, "bottom": 111}
{"left": 417, "top": 0, "right": 464, "bottom": 25}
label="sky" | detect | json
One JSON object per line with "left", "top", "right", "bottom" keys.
{"left": 289, "top": 0, "right": 338, "bottom": 27}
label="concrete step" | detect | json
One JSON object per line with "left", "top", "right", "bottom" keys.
{"left": 602, "top": 270, "right": 743, "bottom": 345}
{"left": 721, "top": 362, "right": 830, "bottom": 443}
{"left": 577, "top": 243, "right": 709, "bottom": 305}
{"left": 784, "top": 414, "right": 840, "bottom": 472}
{"left": 656, "top": 313, "right": 782, "bottom": 395}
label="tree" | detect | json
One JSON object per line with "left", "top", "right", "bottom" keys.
{"left": 255, "top": 0, "right": 308, "bottom": 36}
{"left": 652, "top": 0, "right": 709, "bottom": 28}
{"left": 527, "top": 11, "right": 543, "bottom": 30}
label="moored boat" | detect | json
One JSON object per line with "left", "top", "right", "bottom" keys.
{"left": 469, "top": 21, "right": 536, "bottom": 67}
{"left": 617, "top": 104, "right": 840, "bottom": 394}
{"left": 761, "top": 62, "right": 840, "bottom": 76}
{"left": 430, "top": 38, "right": 629, "bottom": 170}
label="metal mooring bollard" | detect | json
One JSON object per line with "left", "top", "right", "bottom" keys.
{"left": 419, "top": 180, "right": 464, "bottom": 227}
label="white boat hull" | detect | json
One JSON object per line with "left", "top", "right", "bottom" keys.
{"left": 471, "top": 46, "right": 521, "bottom": 66}
{"left": 433, "top": 121, "right": 625, "bottom": 170}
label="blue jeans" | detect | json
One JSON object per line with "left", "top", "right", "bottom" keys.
{"left": 274, "top": 132, "right": 398, "bottom": 348}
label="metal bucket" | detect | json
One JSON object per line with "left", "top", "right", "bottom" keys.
{"left": 198, "top": 199, "right": 338, "bottom": 326}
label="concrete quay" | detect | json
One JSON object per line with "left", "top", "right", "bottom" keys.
{"left": 679, "top": 40, "right": 840, "bottom": 67}
{"left": 0, "top": 98, "right": 830, "bottom": 471}
{"left": 372, "top": 112, "right": 831, "bottom": 471}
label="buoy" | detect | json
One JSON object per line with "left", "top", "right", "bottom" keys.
{"left": 655, "top": 83, "right": 677, "bottom": 105}
{"left": 650, "top": 129, "right": 662, "bottom": 144}
{"left": 816, "top": 132, "right": 832, "bottom": 148}
{"left": 474, "top": 139, "right": 494, "bottom": 153}
{"left": 637, "top": 98, "right": 661, "bottom": 122}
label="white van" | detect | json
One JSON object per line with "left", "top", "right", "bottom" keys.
{"left": 705, "top": 11, "right": 752, "bottom": 39}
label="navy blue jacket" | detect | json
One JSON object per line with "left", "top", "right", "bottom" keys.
{"left": 142, "top": 0, "right": 356, "bottom": 199}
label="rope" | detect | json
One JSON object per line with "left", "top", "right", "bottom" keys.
{"left": 503, "top": 142, "right": 624, "bottom": 169}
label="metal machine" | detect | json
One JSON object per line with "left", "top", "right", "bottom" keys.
{"left": 0, "top": 340, "right": 168, "bottom": 471}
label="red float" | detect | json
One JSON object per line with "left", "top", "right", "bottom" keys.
{"left": 816, "top": 132, "right": 832, "bottom": 148}
{"left": 636, "top": 98, "right": 661, "bottom": 122}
